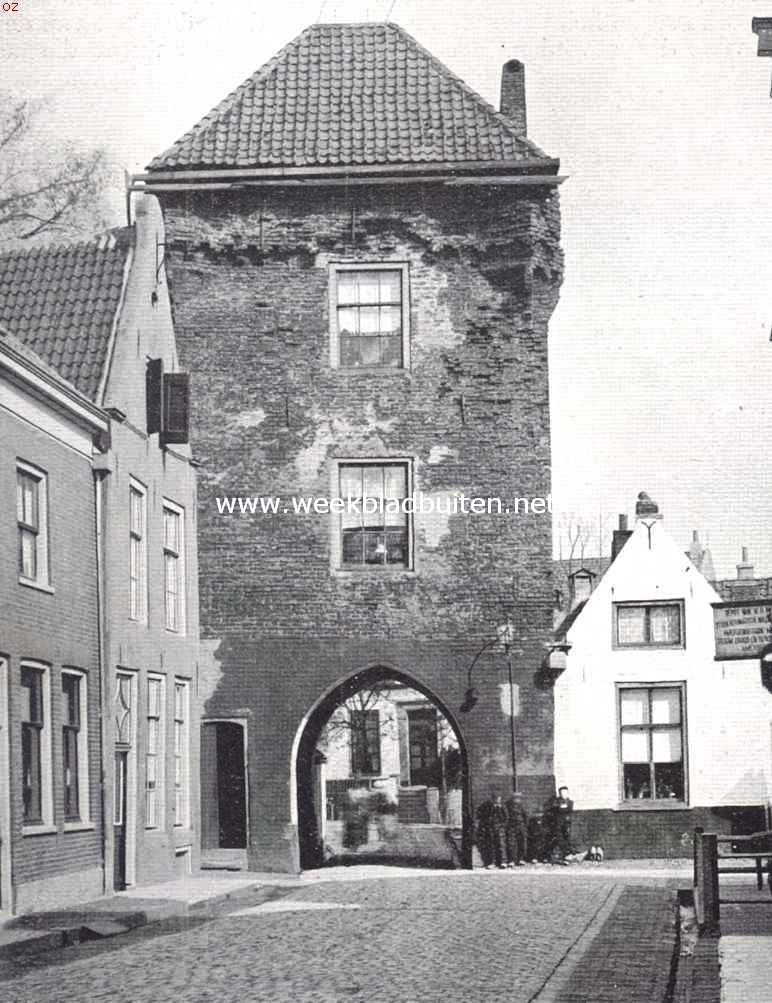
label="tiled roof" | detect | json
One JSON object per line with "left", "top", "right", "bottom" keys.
{"left": 0, "top": 229, "right": 133, "bottom": 400}
{"left": 148, "top": 23, "right": 553, "bottom": 172}
{"left": 0, "top": 323, "right": 84, "bottom": 390}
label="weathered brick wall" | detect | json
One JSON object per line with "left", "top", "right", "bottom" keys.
{"left": 158, "top": 181, "right": 563, "bottom": 870}
{"left": 0, "top": 410, "right": 103, "bottom": 903}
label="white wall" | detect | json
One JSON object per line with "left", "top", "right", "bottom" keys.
{"left": 555, "top": 518, "right": 772, "bottom": 811}
{"left": 322, "top": 696, "right": 401, "bottom": 782}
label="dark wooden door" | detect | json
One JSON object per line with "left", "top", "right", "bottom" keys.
{"left": 113, "top": 750, "right": 128, "bottom": 891}
{"left": 216, "top": 723, "right": 246, "bottom": 848}
{"left": 408, "top": 709, "right": 440, "bottom": 787}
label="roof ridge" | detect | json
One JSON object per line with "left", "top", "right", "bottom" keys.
{"left": 0, "top": 225, "right": 133, "bottom": 263}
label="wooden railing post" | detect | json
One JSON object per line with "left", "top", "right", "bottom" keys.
{"left": 697, "top": 832, "right": 720, "bottom": 930}
{"left": 694, "top": 827, "right": 705, "bottom": 927}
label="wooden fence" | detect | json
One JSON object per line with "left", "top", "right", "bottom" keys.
{"left": 693, "top": 825, "right": 772, "bottom": 929}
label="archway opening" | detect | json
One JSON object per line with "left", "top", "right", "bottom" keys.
{"left": 295, "top": 666, "right": 470, "bottom": 871}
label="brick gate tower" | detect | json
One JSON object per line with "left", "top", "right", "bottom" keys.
{"left": 140, "top": 22, "right": 564, "bottom": 871}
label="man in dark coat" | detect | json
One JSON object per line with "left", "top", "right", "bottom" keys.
{"left": 545, "top": 785, "right": 574, "bottom": 864}
{"left": 475, "top": 796, "right": 494, "bottom": 868}
{"left": 505, "top": 791, "right": 529, "bottom": 866}
{"left": 489, "top": 794, "right": 508, "bottom": 868}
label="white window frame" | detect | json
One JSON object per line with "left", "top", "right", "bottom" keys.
{"left": 612, "top": 600, "right": 685, "bottom": 650}
{"left": 328, "top": 261, "right": 411, "bottom": 370}
{"left": 16, "top": 460, "right": 51, "bottom": 592}
{"left": 616, "top": 681, "right": 688, "bottom": 807}
{"left": 129, "top": 479, "right": 148, "bottom": 623}
{"left": 61, "top": 668, "right": 91, "bottom": 828}
{"left": 21, "top": 661, "right": 54, "bottom": 834}
{"left": 173, "top": 678, "right": 191, "bottom": 829}
{"left": 145, "top": 673, "right": 166, "bottom": 830}
{"left": 162, "top": 499, "right": 186, "bottom": 635}
{"left": 329, "top": 457, "right": 415, "bottom": 574}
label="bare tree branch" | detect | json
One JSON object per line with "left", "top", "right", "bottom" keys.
{"left": 0, "top": 92, "right": 112, "bottom": 247}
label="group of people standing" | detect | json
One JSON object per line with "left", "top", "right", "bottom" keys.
{"left": 475, "top": 786, "right": 574, "bottom": 868}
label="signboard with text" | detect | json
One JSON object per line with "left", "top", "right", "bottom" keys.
{"left": 712, "top": 599, "right": 772, "bottom": 661}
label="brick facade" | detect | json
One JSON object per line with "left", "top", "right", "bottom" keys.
{"left": 0, "top": 382, "right": 105, "bottom": 914}
{"left": 157, "top": 179, "right": 563, "bottom": 870}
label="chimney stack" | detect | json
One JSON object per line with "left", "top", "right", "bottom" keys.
{"left": 737, "top": 547, "right": 754, "bottom": 580}
{"left": 611, "top": 513, "right": 632, "bottom": 562}
{"left": 500, "top": 60, "right": 527, "bottom": 136}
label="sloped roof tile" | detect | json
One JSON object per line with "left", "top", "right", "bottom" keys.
{"left": 0, "top": 229, "right": 133, "bottom": 401}
{"left": 148, "top": 22, "right": 553, "bottom": 172}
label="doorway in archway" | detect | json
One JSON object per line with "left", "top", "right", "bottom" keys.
{"left": 295, "top": 666, "right": 470, "bottom": 871}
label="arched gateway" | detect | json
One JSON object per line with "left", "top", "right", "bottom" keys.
{"left": 293, "top": 665, "right": 472, "bottom": 871}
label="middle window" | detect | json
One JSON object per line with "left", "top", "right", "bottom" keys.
{"left": 332, "top": 264, "right": 408, "bottom": 368}
{"left": 339, "top": 462, "right": 410, "bottom": 568}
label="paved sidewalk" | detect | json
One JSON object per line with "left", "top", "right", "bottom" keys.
{"left": 717, "top": 881, "right": 772, "bottom": 1003}
{"left": 0, "top": 873, "right": 276, "bottom": 960}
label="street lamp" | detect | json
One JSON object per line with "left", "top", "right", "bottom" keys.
{"left": 460, "top": 619, "right": 518, "bottom": 792}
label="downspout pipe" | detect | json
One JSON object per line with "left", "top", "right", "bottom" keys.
{"left": 93, "top": 466, "right": 110, "bottom": 896}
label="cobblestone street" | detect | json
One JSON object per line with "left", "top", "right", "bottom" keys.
{"left": 0, "top": 872, "right": 681, "bottom": 1002}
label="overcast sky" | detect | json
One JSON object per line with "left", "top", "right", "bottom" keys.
{"left": 4, "top": 0, "right": 772, "bottom": 577}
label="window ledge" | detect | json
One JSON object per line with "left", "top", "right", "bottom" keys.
{"left": 331, "top": 567, "right": 417, "bottom": 579}
{"left": 18, "top": 577, "right": 54, "bottom": 595}
{"left": 63, "top": 821, "right": 96, "bottom": 832}
{"left": 612, "top": 644, "right": 685, "bottom": 652}
{"left": 22, "top": 823, "right": 57, "bottom": 836}
{"left": 615, "top": 802, "right": 689, "bottom": 812}
{"left": 331, "top": 365, "right": 411, "bottom": 377}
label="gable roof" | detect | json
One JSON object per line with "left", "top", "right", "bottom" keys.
{"left": 0, "top": 229, "right": 133, "bottom": 401}
{"left": 147, "top": 22, "right": 555, "bottom": 173}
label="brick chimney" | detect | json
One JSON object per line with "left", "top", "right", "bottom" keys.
{"left": 736, "top": 546, "right": 754, "bottom": 580}
{"left": 611, "top": 514, "right": 632, "bottom": 562}
{"left": 500, "top": 59, "right": 527, "bottom": 135}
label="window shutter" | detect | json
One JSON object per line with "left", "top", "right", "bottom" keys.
{"left": 146, "top": 358, "right": 164, "bottom": 435}
{"left": 161, "top": 372, "right": 190, "bottom": 445}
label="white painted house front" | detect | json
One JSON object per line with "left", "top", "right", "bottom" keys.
{"left": 554, "top": 507, "right": 772, "bottom": 857}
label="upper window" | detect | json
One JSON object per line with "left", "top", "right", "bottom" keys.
{"left": 21, "top": 663, "right": 52, "bottom": 827}
{"left": 350, "top": 709, "right": 381, "bottom": 776}
{"left": 338, "top": 462, "right": 410, "bottom": 568}
{"left": 619, "top": 685, "right": 686, "bottom": 803}
{"left": 614, "top": 601, "right": 683, "bottom": 648}
{"left": 162, "top": 501, "right": 185, "bottom": 634}
{"left": 17, "top": 462, "right": 49, "bottom": 588}
{"left": 330, "top": 263, "right": 410, "bottom": 369}
{"left": 62, "top": 669, "right": 89, "bottom": 824}
{"left": 129, "top": 481, "right": 148, "bottom": 623}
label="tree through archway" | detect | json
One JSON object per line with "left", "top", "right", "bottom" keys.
{"left": 295, "top": 665, "right": 470, "bottom": 870}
